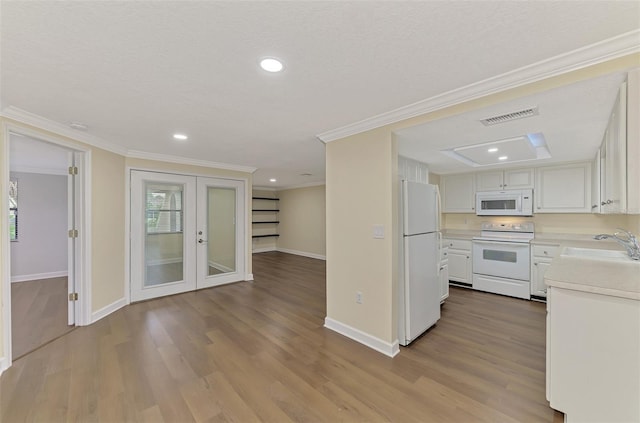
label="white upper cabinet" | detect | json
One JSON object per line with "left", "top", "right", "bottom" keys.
{"left": 600, "top": 82, "right": 627, "bottom": 213}
{"left": 398, "top": 155, "right": 429, "bottom": 184}
{"left": 441, "top": 173, "right": 475, "bottom": 213}
{"left": 594, "top": 69, "right": 640, "bottom": 215}
{"left": 628, "top": 69, "right": 640, "bottom": 214}
{"left": 476, "top": 168, "right": 534, "bottom": 191}
{"left": 535, "top": 162, "right": 591, "bottom": 213}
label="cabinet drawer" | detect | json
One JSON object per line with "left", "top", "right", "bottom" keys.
{"left": 440, "top": 247, "right": 449, "bottom": 261}
{"left": 532, "top": 245, "right": 560, "bottom": 258}
{"left": 444, "top": 239, "right": 472, "bottom": 251}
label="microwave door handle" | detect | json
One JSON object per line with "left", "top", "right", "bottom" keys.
{"left": 516, "top": 196, "right": 522, "bottom": 212}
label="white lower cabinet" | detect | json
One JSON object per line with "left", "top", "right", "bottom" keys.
{"left": 547, "top": 287, "right": 640, "bottom": 422}
{"left": 444, "top": 238, "right": 472, "bottom": 286}
{"left": 530, "top": 244, "right": 559, "bottom": 299}
{"left": 439, "top": 246, "right": 449, "bottom": 303}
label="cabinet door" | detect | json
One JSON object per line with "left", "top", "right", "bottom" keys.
{"left": 602, "top": 82, "right": 627, "bottom": 214}
{"left": 439, "top": 262, "right": 449, "bottom": 303}
{"left": 504, "top": 168, "right": 534, "bottom": 189}
{"left": 535, "top": 162, "right": 591, "bottom": 213}
{"left": 441, "top": 174, "right": 475, "bottom": 213}
{"left": 476, "top": 171, "right": 503, "bottom": 191}
{"left": 448, "top": 249, "right": 471, "bottom": 284}
{"left": 531, "top": 258, "right": 552, "bottom": 297}
{"left": 591, "top": 151, "right": 601, "bottom": 213}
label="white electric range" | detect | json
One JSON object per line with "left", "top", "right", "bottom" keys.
{"left": 472, "top": 222, "right": 534, "bottom": 300}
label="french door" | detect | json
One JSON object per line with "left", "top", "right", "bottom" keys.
{"left": 130, "top": 171, "right": 245, "bottom": 302}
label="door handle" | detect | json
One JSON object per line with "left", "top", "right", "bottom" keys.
{"left": 198, "top": 239, "right": 207, "bottom": 244}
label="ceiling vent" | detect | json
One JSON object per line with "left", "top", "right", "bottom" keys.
{"left": 480, "top": 107, "right": 539, "bottom": 126}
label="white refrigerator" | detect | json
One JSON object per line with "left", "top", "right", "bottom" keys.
{"left": 398, "top": 180, "right": 441, "bottom": 346}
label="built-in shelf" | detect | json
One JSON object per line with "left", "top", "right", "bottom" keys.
{"left": 252, "top": 197, "right": 280, "bottom": 240}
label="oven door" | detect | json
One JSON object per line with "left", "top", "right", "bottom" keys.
{"left": 472, "top": 240, "right": 530, "bottom": 281}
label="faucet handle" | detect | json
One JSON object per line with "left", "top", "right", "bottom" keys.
{"left": 614, "top": 228, "right": 636, "bottom": 241}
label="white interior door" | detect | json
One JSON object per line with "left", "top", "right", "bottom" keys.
{"left": 196, "top": 177, "right": 245, "bottom": 289}
{"left": 130, "top": 171, "right": 196, "bottom": 302}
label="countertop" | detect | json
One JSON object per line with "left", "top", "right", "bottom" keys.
{"left": 545, "top": 253, "right": 640, "bottom": 301}
{"left": 442, "top": 229, "right": 623, "bottom": 250}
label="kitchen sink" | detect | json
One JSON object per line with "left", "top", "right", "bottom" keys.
{"left": 561, "top": 247, "right": 633, "bottom": 262}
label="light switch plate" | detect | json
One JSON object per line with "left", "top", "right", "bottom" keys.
{"left": 373, "top": 224, "right": 384, "bottom": 239}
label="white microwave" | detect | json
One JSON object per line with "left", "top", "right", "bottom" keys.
{"left": 476, "top": 189, "right": 533, "bottom": 216}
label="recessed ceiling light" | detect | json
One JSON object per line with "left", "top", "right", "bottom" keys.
{"left": 260, "top": 58, "right": 283, "bottom": 73}
{"left": 173, "top": 133, "right": 188, "bottom": 140}
{"left": 487, "top": 148, "right": 498, "bottom": 153}
{"left": 269, "top": 178, "right": 277, "bottom": 182}
{"left": 498, "top": 156, "right": 508, "bottom": 161}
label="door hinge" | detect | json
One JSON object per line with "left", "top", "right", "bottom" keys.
{"left": 68, "top": 166, "right": 78, "bottom": 175}
{"left": 68, "top": 229, "right": 79, "bottom": 238}
{"left": 68, "top": 292, "right": 78, "bottom": 301}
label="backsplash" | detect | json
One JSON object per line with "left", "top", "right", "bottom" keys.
{"left": 444, "top": 213, "right": 640, "bottom": 235}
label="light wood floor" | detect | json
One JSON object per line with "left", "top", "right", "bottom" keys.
{"left": 10, "top": 277, "right": 74, "bottom": 360}
{"left": 1, "top": 252, "right": 562, "bottom": 422}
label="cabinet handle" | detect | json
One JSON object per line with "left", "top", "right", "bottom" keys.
{"left": 503, "top": 184, "right": 507, "bottom": 187}
{"left": 543, "top": 251, "right": 548, "bottom": 255}
{"left": 466, "top": 256, "right": 469, "bottom": 259}
{"left": 592, "top": 205, "right": 598, "bottom": 209}
{"left": 534, "top": 263, "right": 538, "bottom": 266}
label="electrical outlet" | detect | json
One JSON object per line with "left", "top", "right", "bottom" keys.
{"left": 356, "top": 291, "right": 363, "bottom": 304}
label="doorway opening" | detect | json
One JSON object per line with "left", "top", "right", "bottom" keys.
{"left": 3, "top": 127, "right": 89, "bottom": 365}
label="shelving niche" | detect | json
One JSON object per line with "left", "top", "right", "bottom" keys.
{"left": 252, "top": 196, "right": 279, "bottom": 239}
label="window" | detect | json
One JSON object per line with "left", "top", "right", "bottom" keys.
{"left": 9, "top": 179, "right": 18, "bottom": 241}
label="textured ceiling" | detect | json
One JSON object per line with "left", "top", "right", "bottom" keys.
{"left": 1, "top": 1, "right": 639, "bottom": 187}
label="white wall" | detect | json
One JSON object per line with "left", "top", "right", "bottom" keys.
{"left": 10, "top": 172, "right": 68, "bottom": 281}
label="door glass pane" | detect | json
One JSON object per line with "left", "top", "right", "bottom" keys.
{"left": 145, "top": 183, "right": 184, "bottom": 286}
{"left": 207, "top": 187, "right": 236, "bottom": 275}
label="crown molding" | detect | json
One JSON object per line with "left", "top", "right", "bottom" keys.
{"left": 1, "top": 106, "right": 129, "bottom": 155}
{"left": 317, "top": 30, "right": 640, "bottom": 143}
{"left": 278, "top": 181, "right": 326, "bottom": 191}
{"left": 2, "top": 106, "right": 257, "bottom": 174}
{"left": 126, "top": 150, "right": 257, "bottom": 173}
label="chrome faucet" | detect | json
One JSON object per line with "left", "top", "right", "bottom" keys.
{"left": 594, "top": 228, "right": 640, "bottom": 260}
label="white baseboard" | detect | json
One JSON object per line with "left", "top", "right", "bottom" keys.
{"left": 246, "top": 273, "right": 254, "bottom": 281}
{"left": 208, "top": 260, "right": 234, "bottom": 273}
{"left": 252, "top": 247, "right": 277, "bottom": 253}
{"left": 146, "top": 258, "right": 182, "bottom": 266}
{"left": 324, "top": 317, "right": 400, "bottom": 358}
{"left": 91, "top": 297, "right": 127, "bottom": 324}
{"left": 276, "top": 248, "right": 326, "bottom": 261}
{"left": 11, "top": 270, "right": 68, "bottom": 283}
{"left": 0, "top": 356, "right": 9, "bottom": 376}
